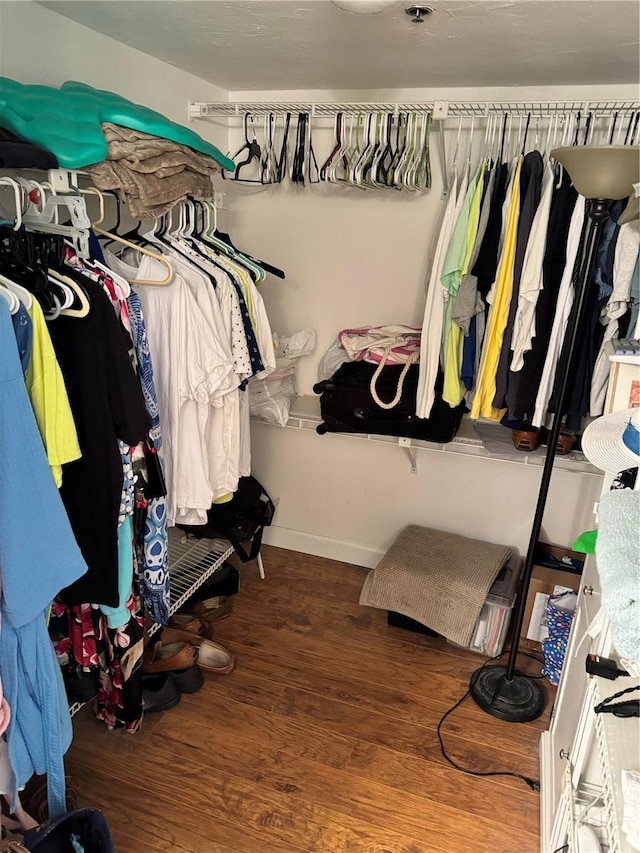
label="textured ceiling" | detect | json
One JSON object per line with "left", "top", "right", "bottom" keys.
{"left": 40, "top": 0, "right": 640, "bottom": 91}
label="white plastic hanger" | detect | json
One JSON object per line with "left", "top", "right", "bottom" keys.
{"left": 0, "top": 177, "right": 24, "bottom": 230}
{"left": 0, "top": 283, "right": 20, "bottom": 314}
{"left": 0, "top": 270, "right": 32, "bottom": 310}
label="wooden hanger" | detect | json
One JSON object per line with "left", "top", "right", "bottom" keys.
{"left": 81, "top": 184, "right": 172, "bottom": 285}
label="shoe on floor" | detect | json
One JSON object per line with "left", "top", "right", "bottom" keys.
{"left": 143, "top": 673, "right": 181, "bottom": 713}
{"left": 179, "top": 596, "right": 233, "bottom": 625}
{"left": 160, "top": 628, "right": 235, "bottom": 675}
{"left": 143, "top": 640, "right": 204, "bottom": 693}
{"left": 167, "top": 613, "right": 214, "bottom": 638}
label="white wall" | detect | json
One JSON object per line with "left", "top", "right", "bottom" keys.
{"left": 0, "top": 1, "right": 229, "bottom": 151}
{"left": 214, "top": 83, "right": 636, "bottom": 565}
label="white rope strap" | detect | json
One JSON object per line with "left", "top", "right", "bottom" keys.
{"left": 369, "top": 347, "right": 419, "bottom": 410}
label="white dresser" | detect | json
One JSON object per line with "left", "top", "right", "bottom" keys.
{"left": 540, "top": 355, "right": 640, "bottom": 853}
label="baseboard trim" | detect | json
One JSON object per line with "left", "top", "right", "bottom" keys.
{"left": 261, "top": 525, "right": 383, "bottom": 569}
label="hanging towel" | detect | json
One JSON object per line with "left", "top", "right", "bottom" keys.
{"left": 360, "top": 525, "right": 512, "bottom": 646}
{"left": 595, "top": 489, "right": 640, "bottom": 666}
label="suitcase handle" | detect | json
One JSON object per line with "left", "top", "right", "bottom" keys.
{"left": 369, "top": 348, "right": 418, "bottom": 410}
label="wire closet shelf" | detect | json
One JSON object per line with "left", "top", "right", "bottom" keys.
{"left": 69, "top": 528, "right": 234, "bottom": 718}
{"left": 189, "top": 99, "right": 640, "bottom": 120}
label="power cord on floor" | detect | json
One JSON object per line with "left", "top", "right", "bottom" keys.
{"left": 437, "top": 648, "right": 545, "bottom": 792}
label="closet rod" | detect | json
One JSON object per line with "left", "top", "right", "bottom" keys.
{"left": 189, "top": 99, "right": 639, "bottom": 121}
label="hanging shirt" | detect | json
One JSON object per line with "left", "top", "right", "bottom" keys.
{"left": 506, "top": 170, "right": 578, "bottom": 423}
{"left": 440, "top": 169, "right": 470, "bottom": 354}
{"left": 442, "top": 161, "right": 486, "bottom": 406}
{"left": 629, "top": 255, "right": 640, "bottom": 338}
{"left": 416, "top": 171, "right": 459, "bottom": 419}
{"left": 590, "top": 219, "right": 640, "bottom": 415}
{"left": 48, "top": 274, "right": 150, "bottom": 607}
{"left": 472, "top": 162, "right": 510, "bottom": 302}
{"left": 166, "top": 249, "right": 242, "bottom": 502}
{"left": 493, "top": 150, "right": 544, "bottom": 412}
{"left": 532, "top": 197, "right": 586, "bottom": 427}
{"left": 11, "top": 301, "right": 32, "bottom": 379}
{"left": 510, "top": 161, "right": 556, "bottom": 372}
{"left": 470, "top": 157, "right": 523, "bottom": 422}
{"left": 26, "top": 298, "right": 81, "bottom": 487}
{"left": 452, "top": 165, "right": 495, "bottom": 335}
{"left": 0, "top": 298, "right": 88, "bottom": 820}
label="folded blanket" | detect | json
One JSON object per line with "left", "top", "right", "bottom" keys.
{"left": 360, "top": 525, "right": 512, "bottom": 646}
{"left": 86, "top": 123, "right": 219, "bottom": 219}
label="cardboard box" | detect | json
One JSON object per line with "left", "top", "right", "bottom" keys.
{"left": 520, "top": 543, "right": 584, "bottom": 652}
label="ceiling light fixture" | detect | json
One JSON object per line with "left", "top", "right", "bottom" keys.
{"left": 331, "top": 0, "right": 399, "bottom": 15}
{"left": 405, "top": 4, "right": 434, "bottom": 22}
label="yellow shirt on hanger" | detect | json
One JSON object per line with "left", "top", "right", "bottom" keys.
{"left": 26, "top": 300, "right": 82, "bottom": 486}
{"left": 470, "top": 157, "right": 523, "bottom": 422}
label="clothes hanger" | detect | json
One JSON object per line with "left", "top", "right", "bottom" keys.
{"left": 321, "top": 113, "right": 345, "bottom": 182}
{"left": 521, "top": 112, "right": 532, "bottom": 155}
{"left": 47, "top": 273, "right": 74, "bottom": 309}
{"left": 371, "top": 113, "right": 390, "bottom": 187}
{"left": 47, "top": 269, "right": 91, "bottom": 318}
{"left": 94, "top": 192, "right": 173, "bottom": 287}
{"left": 0, "top": 177, "right": 24, "bottom": 230}
{"left": 0, "top": 281, "right": 20, "bottom": 313}
{"left": 0, "top": 224, "right": 59, "bottom": 312}
{"left": 0, "top": 269, "right": 32, "bottom": 309}
{"left": 223, "top": 113, "right": 263, "bottom": 183}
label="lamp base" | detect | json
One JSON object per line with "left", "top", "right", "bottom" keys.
{"left": 469, "top": 666, "right": 545, "bottom": 722}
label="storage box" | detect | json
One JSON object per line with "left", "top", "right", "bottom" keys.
{"left": 453, "top": 558, "right": 522, "bottom": 657}
{"left": 521, "top": 542, "right": 584, "bottom": 651}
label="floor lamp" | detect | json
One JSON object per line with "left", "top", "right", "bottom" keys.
{"left": 470, "top": 145, "right": 640, "bottom": 723}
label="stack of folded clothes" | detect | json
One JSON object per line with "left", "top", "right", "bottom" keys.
{"left": 86, "top": 122, "right": 220, "bottom": 220}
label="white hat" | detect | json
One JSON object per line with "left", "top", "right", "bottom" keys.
{"left": 582, "top": 408, "right": 640, "bottom": 473}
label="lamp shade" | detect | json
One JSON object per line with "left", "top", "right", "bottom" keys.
{"left": 551, "top": 145, "right": 640, "bottom": 200}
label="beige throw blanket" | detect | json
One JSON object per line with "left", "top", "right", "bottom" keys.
{"left": 360, "top": 525, "right": 512, "bottom": 646}
{"left": 86, "top": 123, "right": 219, "bottom": 219}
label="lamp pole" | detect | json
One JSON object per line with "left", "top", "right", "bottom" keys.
{"left": 470, "top": 198, "right": 610, "bottom": 722}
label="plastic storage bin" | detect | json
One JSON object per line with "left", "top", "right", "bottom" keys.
{"left": 449, "top": 558, "right": 522, "bottom": 657}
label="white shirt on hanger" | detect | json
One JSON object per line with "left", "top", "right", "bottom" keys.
{"left": 532, "top": 196, "right": 586, "bottom": 428}
{"left": 416, "top": 170, "right": 459, "bottom": 419}
{"left": 104, "top": 249, "right": 228, "bottom": 525}
{"left": 163, "top": 249, "right": 242, "bottom": 501}
{"left": 510, "top": 160, "right": 556, "bottom": 371}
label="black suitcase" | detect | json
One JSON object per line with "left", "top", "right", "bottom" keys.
{"left": 313, "top": 361, "right": 465, "bottom": 443}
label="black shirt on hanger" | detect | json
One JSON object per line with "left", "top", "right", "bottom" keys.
{"left": 493, "top": 150, "right": 544, "bottom": 412}
{"left": 48, "top": 273, "right": 149, "bottom": 608}
{"left": 472, "top": 161, "right": 510, "bottom": 301}
{"left": 505, "top": 168, "right": 578, "bottom": 423}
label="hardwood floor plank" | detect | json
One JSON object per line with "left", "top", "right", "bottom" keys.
{"left": 272, "top": 685, "right": 541, "bottom": 784}
{"left": 141, "top": 715, "right": 538, "bottom": 853}
{"left": 70, "top": 738, "right": 447, "bottom": 853}
{"left": 65, "top": 759, "right": 307, "bottom": 853}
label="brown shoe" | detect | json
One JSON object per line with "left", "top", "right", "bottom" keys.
{"left": 160, "top": 628, "right": 235, "bottom": 675}
{"left": 180, "top": 596, "right": 233, "bottom": 624}
{"left": 144, "top": 641, "right": 197, "bottom": 674}
{"left": 167, "top": 613, "right": 213, "bottom": 638}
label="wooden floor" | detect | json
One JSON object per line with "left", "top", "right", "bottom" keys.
{"left": 68, "top": 546, "right": 553, "bottom": 853}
